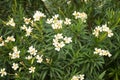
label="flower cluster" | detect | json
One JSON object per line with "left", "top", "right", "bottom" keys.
{"left": 47, "top": 14, "right": 71, "bottom": 29}
{"left": 0, "top": 68, "right": 7, "bottom": 77}
{"left": 93, "top": 24, "right": 113, "bottom": 38}
{"left": 46, "top": 14, "right": 63, "bottom": 29}
{"left": 21, "top": 16, "right": 34, "bottom": 37}
{"left": 26, "top": 46, "right": 37, "bottom": 60}
{"left": 26, "top": 46, "right": 43, "bottom": 64}
{"left": 53, "top": 33, "right": 72, "bottom": 51}
{"left": 71, "top": 74, "right": 84, "bottom": 80}
{"left": 0, "top": 36, "right": 15, "bottom": 47}
{"left": 21, "top": 11, "right": 46, "bottom": 36}
{"left": 6, "top": 18, "right": 15, "bottom": 27}
{"left": 72, "top": 11, "right": 87, "bottom": 22}
{"left": 94, "top": 48, "right": 112, "bottom": 57}
{"left": 33, "top": 11, "right": 46, "bottom": 21}
{"left": 1, "top": 8, "right": 115, "bottom": 79}
{"left": 9, "top": 46, "right": 20, "bottom": 59}
{"left": 25, "top": 46, "right": 43, "bottom": 73}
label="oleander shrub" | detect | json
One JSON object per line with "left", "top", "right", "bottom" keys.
{"left": 0, "top": 0, "right": 120, "bottom": 80}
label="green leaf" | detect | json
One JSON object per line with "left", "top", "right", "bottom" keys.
{"left": 98, "top": 71, "right": 106, "bottom": 79}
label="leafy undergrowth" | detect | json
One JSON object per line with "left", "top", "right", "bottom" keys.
{"left": 0, "top": 0, "right": 120, "bottom": 80}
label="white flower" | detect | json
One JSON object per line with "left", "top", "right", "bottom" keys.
{"left": 12, "top": 63, "right": 19, "bottom": 70}
{"left": 71, "top": 76, "right": 79, "bottom": 80}
{"left": 21, "top": 25, "right": 33, "bottom": 36}
{"left": 60, "top": 41, "right": 67, "bottom": 49}
{"left": 67, "top": 1, "right": 71, "bottom": 4}
{"left": 9, "top": 51, "right": 20, "bottom": 59}
{"left": 53, "top": 39, "right": 59, "bottom": 46}
{"left": 107, "top": 29, "right": 113, "bottom": 37}
{"left": 23, "top": 17, "right": 31, "bottom": 24}
{"left": 6, "top": 18, "right": 15, "bottom": 27}
{"left": 46, "top": 18, "right": 53, "bottom": 24}
{"left": 84, "top": 0, "right": 88, "bottom": 2}
{"left": 101, "top": 24, "right": 113, "bottom": 37}
{"left": 9, "top": 46, "right": 20, "bottom": 59}
{"left": 54, "top": 33, "right": 63, "bottom": 40}
{"left": 36, "top": 55, "right": 43, "bottom": 63}
{"left": 79, "top": 12, "right": 87, "bottom": 22}
{"left": 21, "top": 25, "right": 27, "bottom": 30}
{"left": 12, "top": 46, "right": 18, "bottom": 52}
{"left": 0, "top": 36, "right": 4, "bottom": 46}
{"left": 92, "top": 26, "right": 102, "bottom": 37}
{"left": 53, "top": 39, "right": 59, "bottom": 50}
{"left": 41, "top": 0, "right": 46, "bottom": 2}
{"left": 0, "top": 68, "right": 7, "bottom": 77}
{"left": 46, "top": 58, "right": 50, "bottom": 63}
{"left": 31, "top": 20, "right": 34, "bottom": 26}
{"left": 53, "top": 34, "right": 65, "bottom": 51}
{"left": 25, "top": 26, "right": 33, "bottom": 36}
{"left": 55, "top": 46, "right": 60, "bottom": 51}
{"left": 78, "top": 74, "right": 84, "bottom": 80}
{"left": 81, "top": 0, "right": 88, "bottom": 3}
{"left": 101, "top": 50, "right": 112, "bottom": 57}
{"left": 0, "top": 41, "right": 5, "bottom": 47}
{"left": 5, "top": 36, "right": 15, "bottom": 43}
{"left": 59, "top": 41, "right": 65, "bottom": 47}
{"left": 73, "top": 11, "right": 81, "bottom": 19}
{"left": 63, "top": 37, "right": 72, "bottom": 44}
{"left": 94, "top": 48, "right": 102, "bottom": 54}
{"left": 53, "top": 33, "right": 72, "bottom": 51}
{"left": 102, "top": 24, "right": 109, "bottom": 32}
{"left": 55, "top": 41, "right": 65, "bottom": 51}
{"left": 53, "top": 38, "right": 65, "bottom": 51}
{"left": 64, "top": 18, "right": 71, "bottom": 25}
{"left": 27, "top": 46, "right": 37, "bottom": 56}
{"left": 73, "top": 11, "right": 87, "bottom": 22}
{"left": 93, "top": 24, "right": 113, "bottom": 38}
{"left": 71, "top": 74, "right": 84, "bottom": 80}
{"left": 33, "top": 11, "right": 46, "bottom": 21}
{"left": 47, "top": 14, "right": 64, "bottom": 29}
{"left": 12, "top": 51, "right": 20, "bottom": 58}
{"left": 29, "top": 66, "right": 35, "bottom": 73}
{"left": 25, "top": 55, "right": 33, "bottom": 60}
{"left": 51, "top": 20, "right": 63, "bottom": 29}
{"left": 52, "top": 14, "right": 59, "bottom": 20}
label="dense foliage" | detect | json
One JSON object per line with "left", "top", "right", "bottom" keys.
{"left": 0, "top": 0, "right": 120, "bottom": 80}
